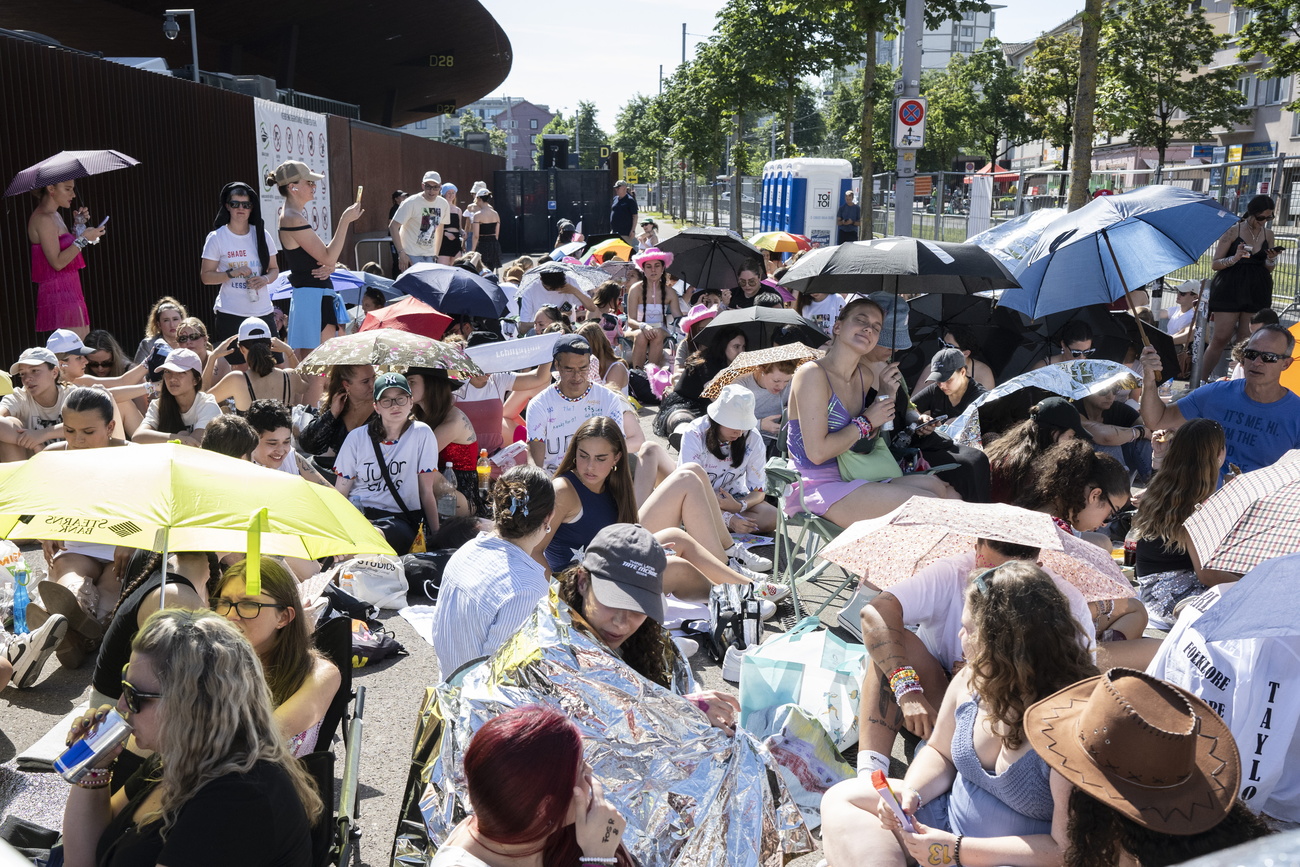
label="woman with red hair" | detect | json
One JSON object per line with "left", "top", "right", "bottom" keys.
{"left": 432, "top": 705, "right": 632, "bottom": 867}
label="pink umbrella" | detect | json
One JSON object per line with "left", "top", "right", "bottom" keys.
{"left": 818, "top": 499, "right": 1133, "bottom": 602}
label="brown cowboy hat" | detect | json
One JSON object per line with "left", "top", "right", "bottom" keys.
{"left": 1024, "top": 667, "right": 1239, "bottom": 835}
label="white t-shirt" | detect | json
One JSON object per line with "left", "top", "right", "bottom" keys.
{"left": 678, "top": 413, "right": 766, "bottom": 499}
{"left": 141, "top": 392, "right": 222, "bottom": 436}
{"left": 887, "top": 551, "right": 1096, "bottom": 670}
{"left": 456, "top": 372, "right": 516, "bottom": 403}
{"left": 1166, "top": 304, "right": 1196, "bottom": 335}
{"left": 525, "top": 383, "right": 627, "bottom": 474}
{"left": 0, "top": 386, "right": 68, "bottom": 434}
{"left": 334, "top": 422, "right": 438, "bottom": 513}
{"left": 801, "top": 295, "right": 845, "bottom": 336}
{"left": 517, "top": 282, "right": 572, "bottom": 327}
{"left": 392, "top": 194, "right": 450, "bottom": 257}
{"left": 202, "top": 225, "right": 280, "bottom": 317}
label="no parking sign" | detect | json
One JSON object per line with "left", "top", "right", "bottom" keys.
{"left": 894, "top": 97, "right": 927, "bottom": 149}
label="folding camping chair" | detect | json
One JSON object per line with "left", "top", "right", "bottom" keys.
{"left": 764, "top": 456, "right": 848, "bottom": 618}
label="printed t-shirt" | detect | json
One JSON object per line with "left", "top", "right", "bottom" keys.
{"left": 141, "top": 392, "right": 222, "bottom": 436}
{"left": 392, "top": 194, "right": 450, "bottom": 258}
{"left": 334, "top": 422, "right": 438, "bottom": 513}
{"left": 801, "top": 295, "right": 845, "bottom": 336}
{"left": 678, "top": 413, "right": 766, "bottom": 498}
{"left": 202, "top": 225, "right": 280, "bottom": 317}
{"left": 525, "top": 384, "right": 627, "bottom": 474}
{"left": 1176, "top": 379, "right": 1300, "bottom": 474}
{"left": 0, "top": 386, "right": 68, "bottom": 433}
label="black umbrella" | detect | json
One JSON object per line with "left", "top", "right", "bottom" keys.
{"left": 999, "top": 304, "right": 1121, "bottom": 380}
{"left": 658, "top": 227, "right": 763, "bottom": 290}
{"left": 1107, "top": 311, "right": 1178, "bottom": 386}
{"left": 699, "top": 307, "right": 829, "bottom": 352}
{"left": 908, "top": 293, "right": 1038, "bottom": 381}
{"left": 778, "top": 237, "right": 1021, "bottom": 296}
{"left": 392, "top": 263, "right": 508, "bottom": 319}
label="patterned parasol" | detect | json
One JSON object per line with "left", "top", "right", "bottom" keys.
{"left": 817, "top": 498, "right": 1134, "bottom": 602}
{"left": 1185, "top": 449, "right": 1300, "bottom": 575}
{"left": 749, "top": 231, "right": 813, "bottom": 253}
{"left": 295, "top": 328, "right": 482, "bottom": 377}
{"left": 702, "top": 343, "right": 824, "bottom": 399}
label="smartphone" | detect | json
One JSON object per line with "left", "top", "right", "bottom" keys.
{"left": 355, "top": 185, "right": 364, "bottom": 205}
{"left": 1228, "top": 462, "right": 1242, "bottom": 476}
{"left": 921, "top": 414, "right": 948, "bottom": 428}
{"left": 97, "top": 215, "right": 110, "bottom": 228}
{"left": 1272, "top": 245, "right": 1286, "bottom": 253}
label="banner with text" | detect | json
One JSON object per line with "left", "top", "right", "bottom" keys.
{"left": 255, "top": 98, "right": 332, "bottom": 243}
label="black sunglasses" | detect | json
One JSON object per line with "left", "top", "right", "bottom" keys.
{"left": 1068, "top": 348, "right": 1098, "bottom": 358}
{"left": 226, "top": 200, "right": 253, "bottom": 209}
{"left": 1242, "top": 349, "right": 1285, "bottom": 363}
{"left": 213, "top": 598, "right": 287, "bottom": 619}
{"left": 120, "top": 664, "right": 163, "bottom": 714}
{"left": 86, "top": 359, "right": 114, "bottom": 369}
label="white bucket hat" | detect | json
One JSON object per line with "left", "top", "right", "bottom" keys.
{"left": 707, "top": 383, "right": 758, "bottom": 431}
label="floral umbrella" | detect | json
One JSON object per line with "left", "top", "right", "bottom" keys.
{"left": 296, "top": 328, "right": 482, "bottom": 378}
{"left": 818, "top": 499, "right": 1133, "bottom": 603}
{"left": 702, "top": 342, "right": 823, "bottom": 399}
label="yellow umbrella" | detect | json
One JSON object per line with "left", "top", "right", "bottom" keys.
{"left": 1282, "top": 323, "right": 1300, "bottom": 397}
{"left": 0, "top": 443, "right": 392, "bottom": 593}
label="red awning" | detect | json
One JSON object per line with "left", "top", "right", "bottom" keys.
{"left": 963, "top": 163, "right": 1019, "bottom": 184}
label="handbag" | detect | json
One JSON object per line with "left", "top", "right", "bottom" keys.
{"left": 739, "top": 616, "right": 867, "bottom": 749}
{"left": 837, "top": 434, "right": 903, "bottom": 482}
{"left": 368, "top": 435, "right": 423, "bottom": 555}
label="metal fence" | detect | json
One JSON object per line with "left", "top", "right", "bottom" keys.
{"left": 647, "top": 177, "right": 763, "bottom": 235}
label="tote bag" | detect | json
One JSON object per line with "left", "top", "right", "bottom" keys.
{"left": 837, "top": 434, "right": 903, "bottom": 482}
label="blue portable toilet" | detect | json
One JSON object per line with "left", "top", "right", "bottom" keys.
{"left": 760, "top": 158, "right": 852, "bottom": 246}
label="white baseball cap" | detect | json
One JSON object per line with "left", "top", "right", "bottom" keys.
{"left": 422, "top": 171, "right": 442, "bottom": 186}
{"left": 237, "top": 317, "right": 272, "bottom": 342}
{"left": 10, "top": 347, "right": 58, "bottom": 375}
{"left": 46, "top": 329, "right": 93, "bottom": 356}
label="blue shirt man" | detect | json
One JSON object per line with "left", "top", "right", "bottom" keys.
{"left": 610, "top": 181, "right": 638, "bottom": 241}
{"left": 837, "top": 190, "right": 862, "bottom": 244}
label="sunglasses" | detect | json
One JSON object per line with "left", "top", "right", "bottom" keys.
{"left": 177, "top": 334, "right": 204, "bottom": 343}
{"left": 86, "top": 359, "right": 114, "bottom": 370}
{"left": 212, "top": 598, "right": 287, "bottom": 619}
{"left": 226, "top": 200, "right": 253, "bottom": 209}
{"left": 120, "top": 664, "right": 163, "bottom": 714}
{"left": 1068, "top": 348, "right": 1097, "bottom": 358}
{"left": 1242, "top": 349, "right": 1286, "bottom": 363}
{"left": 738, "top": 278, "right": 761, "bottom": 288}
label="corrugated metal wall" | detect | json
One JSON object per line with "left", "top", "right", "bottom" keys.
{"left": 0, "top": 35, "right": 504, "bottom": 363}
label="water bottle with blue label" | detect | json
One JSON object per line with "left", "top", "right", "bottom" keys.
{"left": 12, "top": 562, "right": 29, "bottom": 635}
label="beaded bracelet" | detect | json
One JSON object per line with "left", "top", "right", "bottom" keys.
{"left": 579, "top": 857, "right": 619, "bottom": 865}
{"left": 954, "top": 834, "right": 965, "bottom": 866}
{"left": 888, "top": 666, "right": 922, "bottom": 703}
{"left": 852, "top": 415, "right": 874, "bottom": 439}
{"left": 75, "top": 768, "right": 112, "bottom": 790}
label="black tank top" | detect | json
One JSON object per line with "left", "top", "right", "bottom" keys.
{"left": 280, "top": 244, "right": 332, "bottom": 288}
{"left": 92, "top": 572, "right": 193, "bottom": 698}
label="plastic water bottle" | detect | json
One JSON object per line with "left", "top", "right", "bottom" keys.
{"left": 438, "top": 462, "right": 458, "bottom": 520}
{"left": 476, "top": 449, "right": 491, "bottom": 496}
{"left": 12, "top": 562, "right": 29, "bottom": 635}
{"left": 877, "top": 394, "right": 894, "bottom": 432}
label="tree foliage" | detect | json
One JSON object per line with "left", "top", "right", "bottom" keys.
{"left": 952, "top": 40, "right": 1038, "bottom": 165}
{"left": 1234, "top": 0, "right": 1300, "bottom": 110}
{"left": 533, "top": 103, "right": 609, "bottom": 170}
{"left": 1016, "top": 31, "right": 1080, "bottom": 169}
{"left": 457, "top": 110, "right": 507, "bottom": 157}
{"left": 1098, "top": 0, "right": 1250, "bottom": 170}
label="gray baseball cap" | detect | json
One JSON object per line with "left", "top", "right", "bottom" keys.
{"left": 582, "top": 524, "right": 668, "bottom": 624}
{"left": 927, "top": 348, "right": 967, "bottom": 383}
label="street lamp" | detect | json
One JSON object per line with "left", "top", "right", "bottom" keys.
{"left": 163, "top": 9, "right": 199, "bottom": 83}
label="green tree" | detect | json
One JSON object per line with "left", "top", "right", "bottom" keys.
{"left": 951, "top": 40, "right": 1038, "bottom": 165}
{"left": 1235, "top": 1, "right": 1300, "bottom": 110}
{"left": 573, "top": 101, "right": 610, "bottom": 170}
{"left": 612, "top": 94, "right": 663, "bottom": 179}
{"left": 1016, "top": 31, "right": 1080, "bottom": 169}
{"left": 919, "top": 66, "right": 973, "bottom": 172}
{"left": 1098, "top": 0, "right": 1250, "bottom": 173}
{"left": 819, "top": 73, "right": 895, "bottom": 173}
{"left": 458, "top": 110, "right": 507, "bottom": 157}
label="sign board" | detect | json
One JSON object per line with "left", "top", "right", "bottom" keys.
{"left": 965, "top": 162, "right": 976, "bottom": 174}
{"left": 255, "top": 98, "right": 331, "bottom": 242}
{"left": 547, "top": 200, "right": 557, "bottom": 210}
{"left": 627, "top": 167, "right": 639, "bottom": 183}
{"left": 465, "top": 332, "right": 562, "bottom": 374}
{"left": 894, "top": 97, "right": 926, "bottom": 148}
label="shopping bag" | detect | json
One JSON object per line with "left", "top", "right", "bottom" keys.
{"left": 336, "top": 554, "right": 408, "bottom": 610}
{"left": 739, "top": 616, "right": 866, "bottom": 750}
{"left": 762, "top": 704, "right": 855, "bottom": 831}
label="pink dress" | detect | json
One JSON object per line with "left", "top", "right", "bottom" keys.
{"left": 31, "top": 234, "right": 88, "bottom": 331}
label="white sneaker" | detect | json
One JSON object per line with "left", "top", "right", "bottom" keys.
{"left": 673, "top": 636, "right": 700, "bottom": 658}
{"left": 753, "top": 580, "right": 791, "bottom": 603}
{"left": 5, "top": 614, "right": 68, "bottom": 689}
{"left": 722, "top": 645, "right": 746, "bottom": 683}
{"left": 757, "top": 598, "right": 777, "bottom": 620}
{"left": 729, "top": 559, "right": 767, "bottom": 584}
{"left": 730, "top": 544, "right": 773, "bottom": 573}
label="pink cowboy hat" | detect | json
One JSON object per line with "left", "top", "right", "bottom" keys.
{"left": 632, "top": 247, "right": 674, "bottom": 270}
{"left": 680, "top": 303, "right": 719, "bottom": 333}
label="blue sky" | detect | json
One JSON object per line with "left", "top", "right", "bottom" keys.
{"left": 485, "top": 0, "right": 1085, "bottom": 134}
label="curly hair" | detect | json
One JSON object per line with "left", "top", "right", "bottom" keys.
{"left": 1132, "top": 419, "right": 1224, "bottom": 552}
{"left": 964, "top": 561, "right": 1097, "bottom": 750}
{"left": 1018, "top": 439, "right": 1128, "bottom": 527}
{"left": 131, "top": 609, "right": 322, "bottom": 834}
{"left": 215, "top": 557, "right": 324, "bottom": 708}
{"left": 1063, "top": 787, "right": 1271, "bottom": 867}
{"left": 553, "top": 418, "right": 637, "bottom": 524}
{"left": 556, "top": 565, "right": 675, "bottom": 689}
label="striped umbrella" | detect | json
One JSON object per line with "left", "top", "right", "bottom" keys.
{"left": 1185, "top": 449, "right": 1300, "bottom": 574}
{"left": 748, "top": 231, "right": 813, "bottom": 253}
{"left": 5, "top": 150, "right": 141, "bottom": 197}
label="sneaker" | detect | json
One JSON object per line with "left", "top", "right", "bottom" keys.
{"left": 5, "top": 614, "right": 69, "bottom": 689}
{"left": 722, "top": 645, "right": 746, "bottom": 683}
{"left": 753, "top": 580, "right": 791, "bottom": 604}
{"left": 729, "top": 559, "right": 768, "bottom": 585}
{"left": 757, "top": 598, "right": 776, "bottom": 620}
{"left": 730, "top": 544, "right": 773, "bottom": 573}
{"left": 673, "top": 636, "right": 700, "bottom": 658}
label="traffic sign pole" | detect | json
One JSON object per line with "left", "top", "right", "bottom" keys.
{"left": 894, "top": 0, "right": 924, "bottom": 238}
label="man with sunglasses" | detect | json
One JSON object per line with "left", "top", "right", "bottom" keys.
{"left": 1033, "top": 319, "right": 1095, "bottom": 369}
{"left": 389, "top": 170, "right": 449, "bottom": 273}
{"left": 1139, "top": 323, "right": 1300, "bottom": 476}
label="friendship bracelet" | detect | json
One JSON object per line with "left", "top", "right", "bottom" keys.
{"left": 580, "top": 857, "right": 619, "bottom": 865}
{"left": 852, "top": 415, "right": 874, "bottom": 439}
{"left": 888, "top": 666, "right": 923, "bottom": 703}
{"left": 954, "top": 834, "right": 964, "bottom": 866}
{"left": 903, "top": 786, "right": 925, "bottom": 810}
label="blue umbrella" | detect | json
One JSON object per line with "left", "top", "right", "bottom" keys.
{"left": 392, "top": 263, "right": 508, "bottom": 318}
{"left": 1000, "top": 186, "right": 1240, "bottom": 320}
{"left": 268, "top": 270, "right": 401, "bottom": 306}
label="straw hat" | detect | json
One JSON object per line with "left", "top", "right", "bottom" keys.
{"left": 707, "top": 384, "right": 758, "bottom": 431}
{"left": 703, "top": 342, "right": 822, "bottom": 399}
{"left": 1024, "top": 667, "right": 1239, "bottom": 835}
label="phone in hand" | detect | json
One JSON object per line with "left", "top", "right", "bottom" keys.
{"left": 1272, "top": 245, "right": 1286, "bottom": 253}
{"left": 355, "top": 185, "right": 364, "bottom": 205}
{"left": 97, "top": 215, "right": 111, "bottom": 228}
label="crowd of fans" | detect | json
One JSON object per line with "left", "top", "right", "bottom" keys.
{"left": 2, "top": 173, "right": 1298, "bottom": 866}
